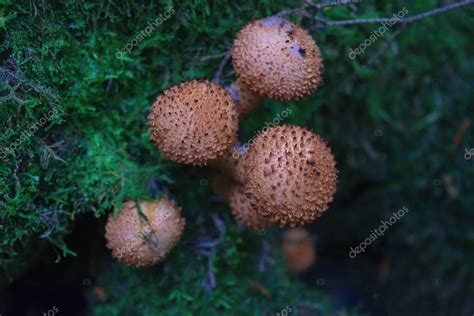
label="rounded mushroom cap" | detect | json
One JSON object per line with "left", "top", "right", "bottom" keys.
{"left": 282, "top": 228, "right": 316, "bottom": 274}
{"left": 232, "top": 17, "right": 323, "bottom": 100}
{"left": 208, "top": 143, "right": 249, "bottom": 184}
{"left": 148, "top": 80, "right": 239, "bottom": 166}
{"left": 244, "top": 125, "right": 337, "bottom": 227}
{"left": 226, "top": 79, "right": 261, "bottom": 117}
{"left": 228, "top": 184, "right": 269, "bottom": 229}
{"left": 105, "top": 198, "right": 185, "bottom": 267}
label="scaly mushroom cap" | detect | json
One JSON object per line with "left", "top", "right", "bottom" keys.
{"left": 148, "top": 80, "right": 239, "bottom": 166}
{"left": 244, "top": 125, "right": 337, "bottom": 227}
{"left": 232, "top": 17, "right": 323, "bottom": 100}
{"left": 228, "top": 184, "right": 269, "bottom": 229}
{"left": 105, "top": 198, "right": 185, "bottom": 267}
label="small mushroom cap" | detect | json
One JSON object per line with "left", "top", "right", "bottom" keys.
{"left": 228, "top": 184, "right": 269, "bottom": 229}
{"left": 148, "top": 80, "right": 239, "bottom": 166}
{"left": 105, "top": 198, "right": 185, "bottom": 267}
{"left": 226, "top": 80, "right": 261, "bottom": 117}
{"left": 282, "top": 228, "right": 316, "bottom": 274}
{"left": 208, "top": 143, "right": 249, "bottom": 184}
{"left": 232, "top": 17, "right": 323, "bottom": 100}
{"left": 244, "top": 125, "right": 337, "bottom": 227}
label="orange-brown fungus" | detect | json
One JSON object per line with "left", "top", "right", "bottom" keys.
{"left": 105, "top": 198, "right": 185, "bottom": 267}
{"left": 148, "top": 80, "right": 239, "bottom": 165}
{"left": 228, "top": 184, "right": 269, "bottom": 229}
{"left": 282, "top": 228, "right": 316, "bottom": 273}
{"left": 232, "top": 17, "right": 323, "bottom": 100}
{"left": 244, "top": 125, "right": 337, "bottom": 227}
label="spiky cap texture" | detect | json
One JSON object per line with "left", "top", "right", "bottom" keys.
{"left": 105, "top": 198, "right": 185, "bottom": 267}
{"left": 232, "top": 17, "right": 323, "bottom": 100}
{"left": 148, "top": 80, "right": 239, "bottom": 166}
{"left": 228, "top": 184, "right": 269, "bottom": 229}
{"left": 244, "top": 125, "right": 337, "bottom": 227}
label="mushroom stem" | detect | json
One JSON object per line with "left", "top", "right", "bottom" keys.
{"left": 225, "top": 79, "right": 262, "bottom": 117}
{"left": 207, "top": 143, "right": 249, "bottom": 184}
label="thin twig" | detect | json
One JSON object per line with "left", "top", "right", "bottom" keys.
{"left": 193, "top": 214, "right": 226, "bottom": 291}
{"left": 200, "top": 52, "right": 229, "bottom": 61}
{"left": 212, "top": 50, "right": 232, "bottom": 84}
{"left": 277, "top": 0, "right": 362, "bottom": 17}
{"left": 307, "top": 0, "right": 362, "bottom": 10}
{"left": 366, "top": 27, "right": 402, "bottom": 66}
{"left": 276, "top": 7, "right": 309, "bottom": 18}
{"left": 313, "top": 0, "right": 474, "bottom": 28}
{"left": 0, "top": 82, "right": 28, "bottom": 104}
{"left": 13, "top": 157, "right": 21, "bottom": 194}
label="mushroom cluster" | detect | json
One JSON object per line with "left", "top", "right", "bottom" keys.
{"left": 210, "top": 18, "right": 335, "bottom": 229}
{"left": 146, "top": 16, "right": 335, "bottom": 229}
{"left": 105, "top": 15, "right": 336, "bottom": 268}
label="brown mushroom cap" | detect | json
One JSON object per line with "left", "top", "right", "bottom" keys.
{"left": 208, "top": 143, "right": 249, "bottom": 184}
{"left": 232, "top": 17, "right": 323, "bottom": 100}
{"left": 148, "top": 80, "right": 239, "bottom": 166}
{"left": 243, "top": 125, "right": 337, "bottom": 227}
{"left": 228, "top": 184, "right": 269, "bottom": 229}
{"left": 211, "top": 173, "right": 268, "bottom": 229}
{"left": 226, "top": 79, "right": 261, "bottom": 117}
{"left": 105, "top": 198, "right": 185, "bottom": 267}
